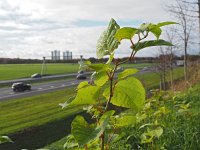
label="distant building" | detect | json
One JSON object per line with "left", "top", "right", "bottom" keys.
{"left": 63, "top": 51, "right": 72, "bottom": 60}
{"left": 51, "top": 50, "right": 60, "bottom": 60}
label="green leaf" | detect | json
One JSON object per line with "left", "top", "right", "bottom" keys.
{"left": 99, "top": 110, "right": 115, "bottom": 127}
{"left": 138, "top": 23, "right": 153, "bottom": 32}
{"left": 71, "top": 116, "right": 101, "bottom": 147}
{"left": 118, "top": 68, "right": 138, "bottom": 79}
{"left": 157, "top": 21, "right": 177, "bottom": 27}
{"left": 115, "top": 27, "right": 138, "bottom": 42}
{"left": 88, "top": 63, "right": 108, "bottom": 72}
{"left": 72, "top": 111, "right": 114, "bottom": 147}
{"left": 64, "top": 135, "right": 79, "bottom": 149}
{"left": 150, "top": 26, "right": 162, "bottom": 39}
{"left": 77, "top": 81, "right": 89, "bottom": 90}
{"left": 134, "top": 39, "right": 173, "bottom": 51}
{"left": 141, "top": 127, "right": 163, "bottom": 143}
{"left": 59, "top": 96, "right": 75, "bottom": 109}
{"left": 96, "top": 18, "right": 120, "bottom": 59}
{"left": 113, "top": 114, "right": 136, "bottom": 128}
{"left": 103, "top": 77, "right": 145, "bottom": 111}
{"left": 69, "top": 85, "right": 100, "bottom": 106}
{"left": 0, "top": 136, "right": 13, "bottom": 144}
{"left": 94, "top": 71, "right": 109, "bottom": 87}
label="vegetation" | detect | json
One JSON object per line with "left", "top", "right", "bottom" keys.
{"left": 0, "top": 67, "right": 183, "bottom": 136}
{"left": 110, "top": 83, "right": 200, "bottom": 149}
{"left": 58, "top": 19, "right": 176, "bottom": 150}
{"left": 0, "top": 88, "right": 82, "bottom": 135}
{"left": 0, "top": 63, "right": 79, "bottom": 80}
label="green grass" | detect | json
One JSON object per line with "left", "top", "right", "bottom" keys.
{"left": 121, "top": 63, "right": 156, "bottom": 68}
{"left": 46, "top": 82, "right": 200, "bottom": 150}
{"left": 0, "top": 87, "right": 82, "bottom": 135}
{"left": 120, "top": 83, "right": 200, "bottom": 150}
{"left": 136, "top": 67, "right": 184, "bottom": 88}
{"left": 0, "top": 63, "right": 155, "bottom": 81}
{"left": 0, "top": 63, "right": 79, "bottom": 80}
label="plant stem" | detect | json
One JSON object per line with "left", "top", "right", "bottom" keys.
{"left": 101, "top": 132, "right": 105, "bottom": 150}
{"left": 105, "top": 63, "right": 118, "bottom": 110}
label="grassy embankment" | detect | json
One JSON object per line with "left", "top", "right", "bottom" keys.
{"left": 46, "top": 80, "right": 200, "bottom": 150}
{"left": 0, "top": 67, "right": 183, "bottom": 149}
{"left": 0, "top": 63, "right": 155, "bottom": 81}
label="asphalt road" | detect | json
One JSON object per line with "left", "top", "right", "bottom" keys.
{"left": 0, "top": 79, "right": 83, "bottom": 101}
{"left": 0, "top": 67, "right": 156, "bottom": 102}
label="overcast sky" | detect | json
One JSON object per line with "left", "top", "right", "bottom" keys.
{"left": 0, "top": 0, "right": 179, "bottom": 59}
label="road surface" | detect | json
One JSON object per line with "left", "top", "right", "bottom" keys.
{"left": 0, "top": 66, "right": 157, "bottom": 101}
{"left": 0, "top": 79, "right": 83, "bottom": 101}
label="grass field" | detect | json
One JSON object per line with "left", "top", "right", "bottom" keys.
{"left": 0, "top": 63, "right": 155, "bottom": 81}
{"left": 0, "top": 63, "right": 79, "bottom": 81}
{"left": 0, "top": 88, "right": 82, "bottom": 135}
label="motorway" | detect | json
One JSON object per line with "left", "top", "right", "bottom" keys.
{"left": 0, "top": 79, "right": 82, "bottom": 101}
{"left": 0, "top": 67, "right": 156, "bottom": 101}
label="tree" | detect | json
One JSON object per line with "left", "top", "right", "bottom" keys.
{"left": 165, "top": 28, "right": 178, "bottom": 87}
{"left": 168, "top": 0, "right": 195, "bottom": 80}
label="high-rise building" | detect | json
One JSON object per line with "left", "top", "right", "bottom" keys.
{"left": 63, "top": 51, "right": 72, "bottom": 60}
{"left": 51, "top": 50, "right": 60, "bottom": 60}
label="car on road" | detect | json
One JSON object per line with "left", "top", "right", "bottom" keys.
{"left": 31, "top": 73, "right": 42, "bottom": 78}
{"left": 76, "top": 71, "right": 87, "bottom": 80}
{"left": 12, "top": 82, "right": 31, "bottom": 92}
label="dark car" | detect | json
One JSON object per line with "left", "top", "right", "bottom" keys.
{"left": 76, "top": 71, "right": 87, "bottom": 80}
{"left": 31, "top": 73, "right": 42, "bottom": 78}
{"left": 12, "top": 82, "right": 31, "bottom": 92}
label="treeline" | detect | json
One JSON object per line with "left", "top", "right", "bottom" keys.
{"left": 0, "top": 55, "right": 199, "bottom": 64}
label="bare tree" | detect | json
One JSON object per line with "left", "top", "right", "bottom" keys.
{"left": 165, "top": 27, "right": 178, "bottom": 87}
{"left": 156, "top": 47, "right": 170, "bottom": 90}
{"left": 167, "top": 0, "right": 195, "bottom": 80}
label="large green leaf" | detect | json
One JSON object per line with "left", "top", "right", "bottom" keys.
{"left": 103, "top": 77, "right": 145, "bottom": 111}
{"left": 118, "top": 68, "right": 138, "bottom": 79}
{"left": 115, "top": 27, "right": 138, "bottom": 42}
{"left": 96, "top": 18, "right": 120, "bottom": 59}
{"left": 71, "top": 116, "right": 101, "bottom": 147}
{"left": 68, "top": 85, "right": 100, "bottom": 106}
{"left": 72, "top": 111, "right": 114, "bottom": 147}
{"left": 134, "top": 39, "right": 173, "bottom": 51}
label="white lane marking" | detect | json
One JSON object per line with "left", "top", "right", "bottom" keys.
{"left": 9, "top": 92, "right": 14, "bottom": 94}
{"left": 71, "top": 82, "right": 75, "bottom": 85}
{"left": 38, "top": 88, "right": 43, "bottom": 90}
{"left": 50, "top": 86, "right": 54, "bottom": 88}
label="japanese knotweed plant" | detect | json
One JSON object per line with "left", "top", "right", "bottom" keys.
{"left": 60, "top": 19, "right": 176, "bottom": 150}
